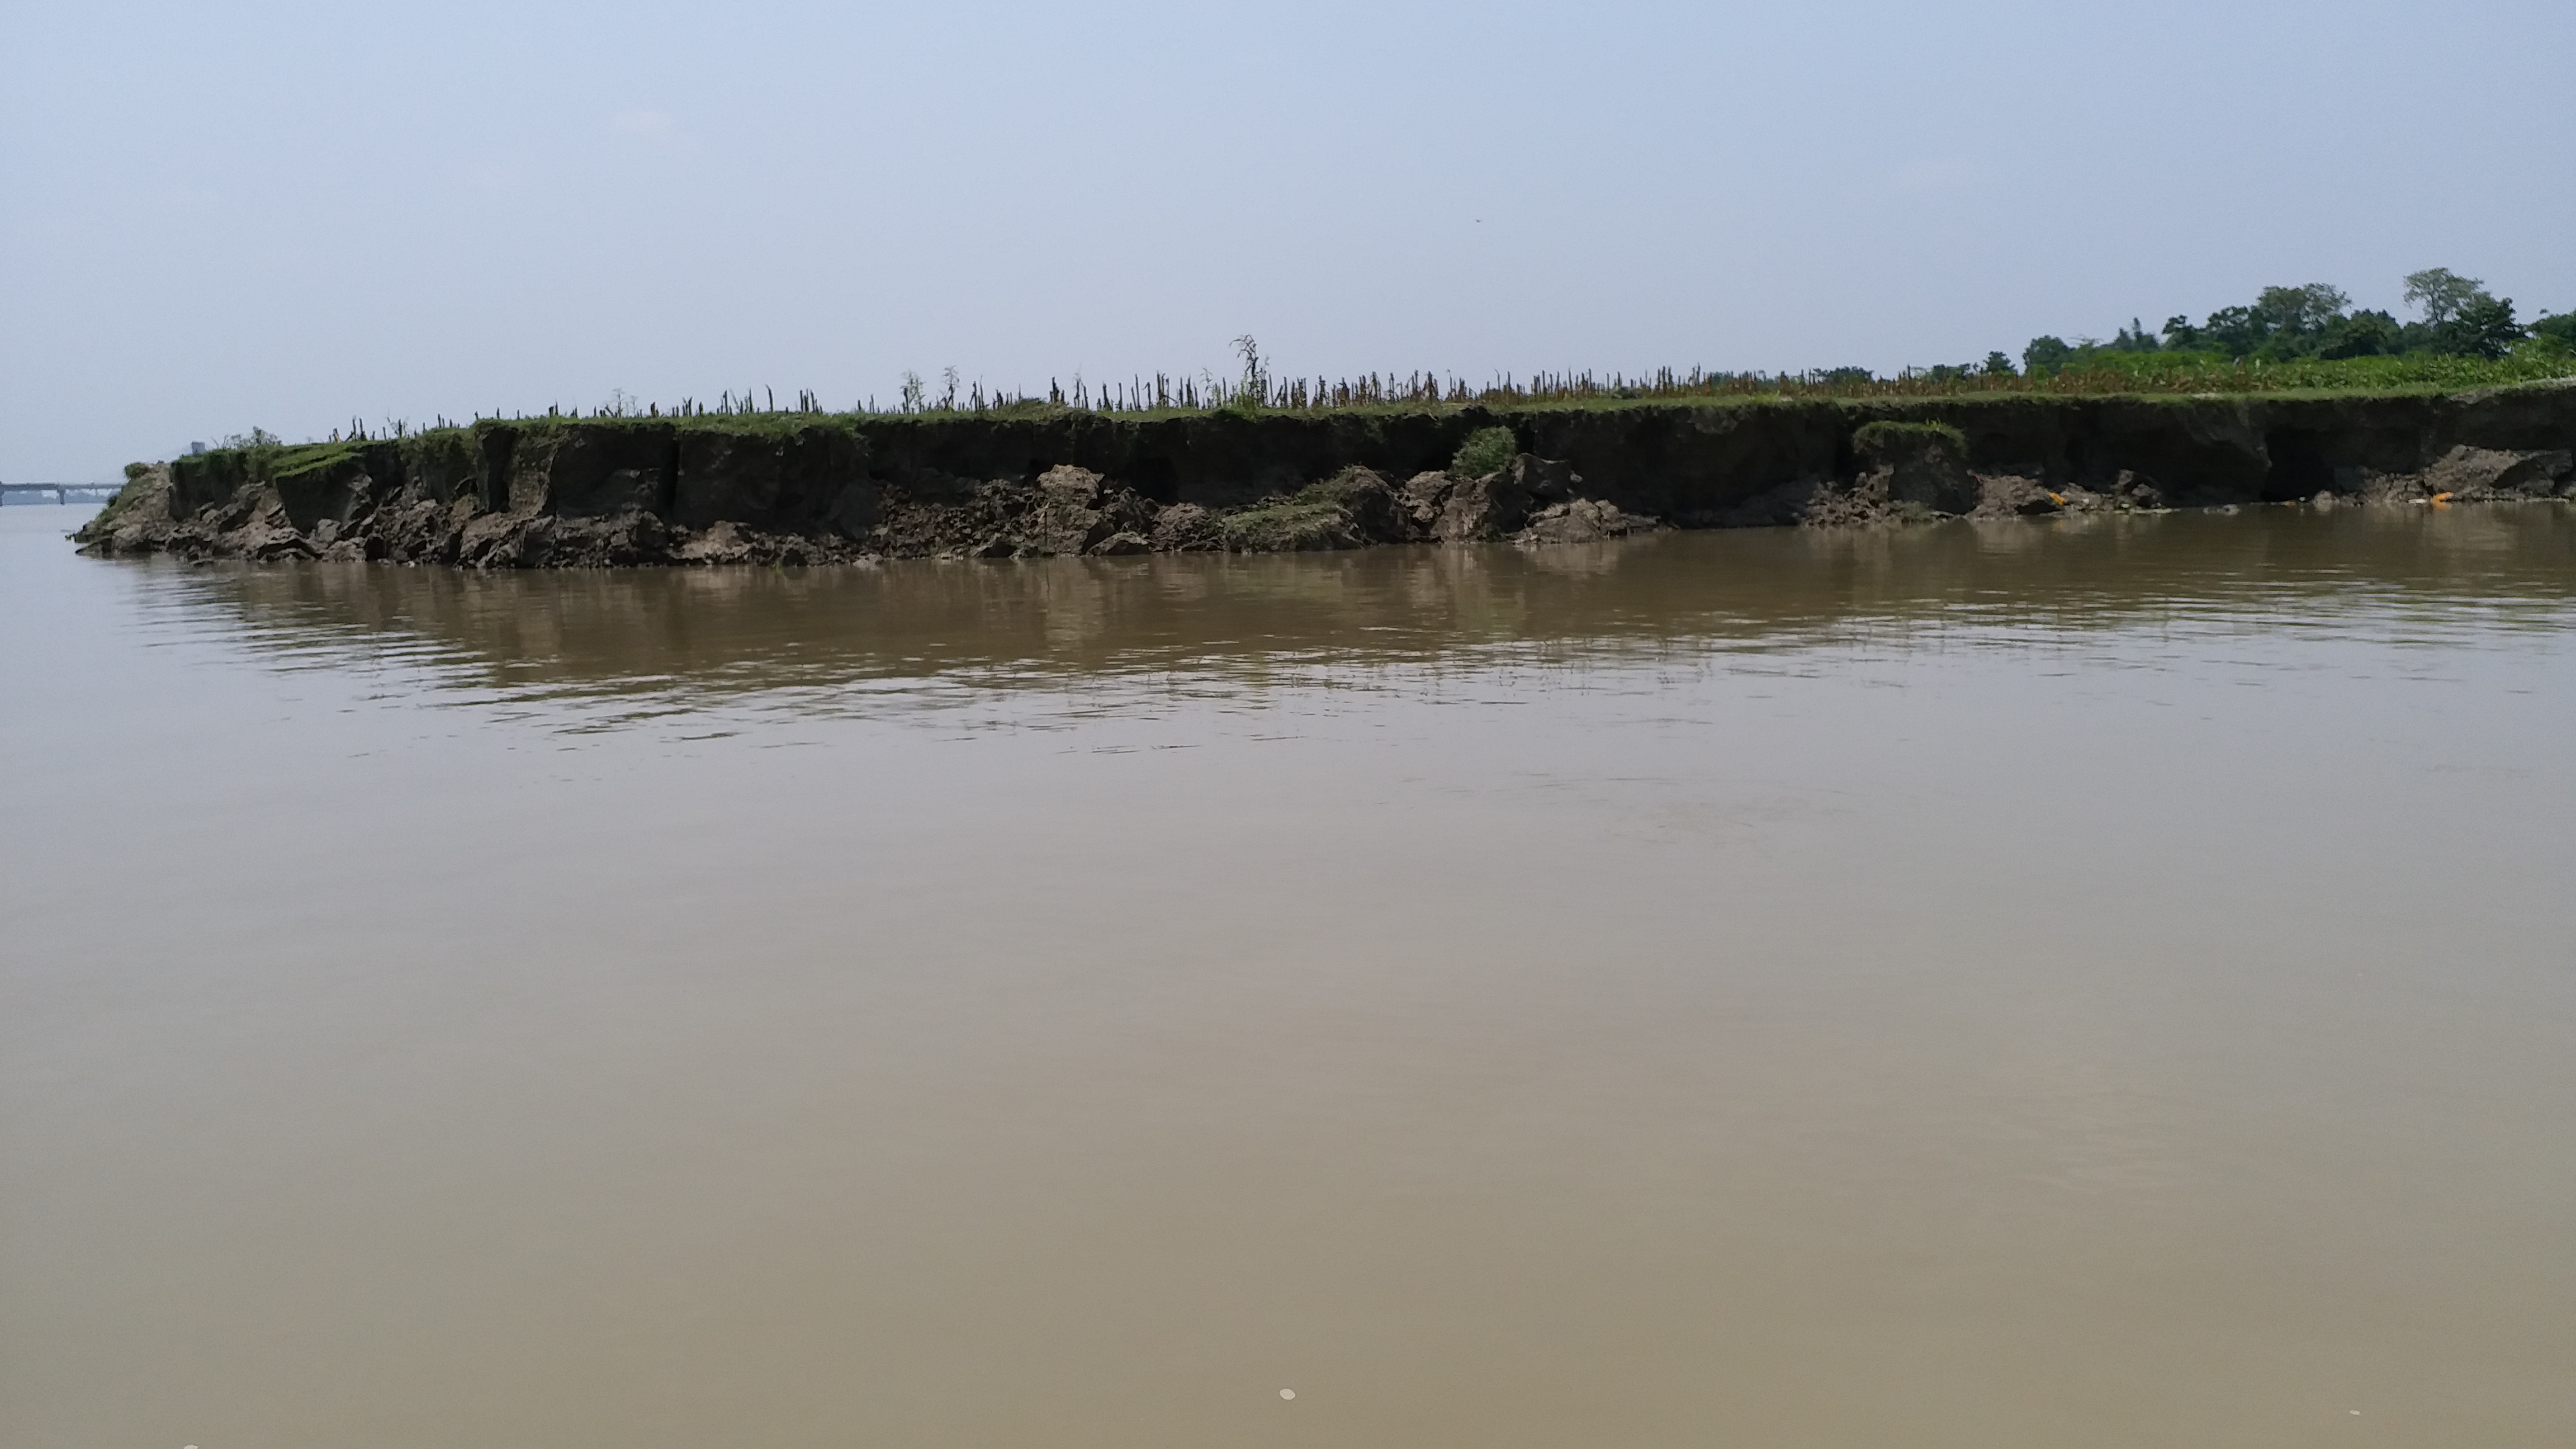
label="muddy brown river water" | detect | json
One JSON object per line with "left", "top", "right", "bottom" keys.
{"left": 4, "top": 502, "right": 2573, "bottom": 1448}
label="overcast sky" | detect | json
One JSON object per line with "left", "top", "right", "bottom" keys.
{"left": 4, "top": 0, "right": 2569, "bottom": 479}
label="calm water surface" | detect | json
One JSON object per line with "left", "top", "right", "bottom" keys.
{"left": 4, "top": 501, "right": 2573, "bottom": 1448}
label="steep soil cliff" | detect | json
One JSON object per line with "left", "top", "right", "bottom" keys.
{"left": 77, "top": 382, "right": 2576, "bottom": 566}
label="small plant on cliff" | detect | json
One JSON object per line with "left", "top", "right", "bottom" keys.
{"left": 1214, "top": 335, "right": 1271, "bottom": 418}
{"left": 1451, "top": 426, "right": 1518, "bottom": 480}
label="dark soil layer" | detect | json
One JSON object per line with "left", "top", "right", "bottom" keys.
{"left": 77, "top": 384, "right": 2576, "bottom": 566}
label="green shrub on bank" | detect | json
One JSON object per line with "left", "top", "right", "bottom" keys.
{"left": 1451, "top": 427, "right": 1517, "bottom": 480}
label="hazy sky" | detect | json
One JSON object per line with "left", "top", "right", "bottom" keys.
{"left": 4, "top": 0, "right": 2570, "bottom": 479}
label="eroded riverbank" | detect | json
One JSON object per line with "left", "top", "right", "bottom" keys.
{"left": 74, "top": 382, "right": 2576, "bottom": 567}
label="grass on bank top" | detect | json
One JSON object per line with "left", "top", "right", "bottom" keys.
{"left": 1852, "top": 420, "right": 1971, "bottom": 460}
{"left": 172, "top": 347, "right": 2576, "bottom": 479}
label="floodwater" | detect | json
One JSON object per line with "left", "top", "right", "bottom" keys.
{"left": 4, "top": 500, "right": 2573, "bottom": 1449}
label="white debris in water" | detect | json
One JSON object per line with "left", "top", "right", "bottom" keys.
{"left": 1280, "top": 1389, "right": 1296, "bottom": 1400}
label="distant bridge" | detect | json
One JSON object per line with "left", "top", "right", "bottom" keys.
{"left": 1, "top": 482, "right": 120, "bottom": 505}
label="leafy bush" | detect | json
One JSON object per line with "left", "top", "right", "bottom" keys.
{"left": 1451, "top": 426, "right": 1517, "bottom": 480}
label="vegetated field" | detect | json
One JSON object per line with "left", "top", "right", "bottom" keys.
{"left": 174, "top": 350, "right": 2576, "bottom": 480}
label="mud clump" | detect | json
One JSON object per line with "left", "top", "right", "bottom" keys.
{"left": 1149, "top": 503, "right": 1224, "bottom": 552}
{"left": 2388, "top": 445, "right": 2574, "bottom": 503}
{"left": 1201, "top": 457, "right": 1647, "bottom": 553}
{"left": 1855, "top": 422, "right": 1975, "bottom": 514}
{"left": 1432, "top": 455, "right": 1575, "bottom": 541}
{"left": 1216, "top": 467, "right": 1413, "bottom": 553}
{"left": 1969, "top": 469, "right": 2165, "bottom": 520}
{"left": 1516, "top": 498, "right": 1658, "bottom": 545}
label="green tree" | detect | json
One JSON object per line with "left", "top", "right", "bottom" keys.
{"left": 2530, "top": 312, "right": 2576, "bottom": 352}
{"left": 2198, "top": 306, "right": 2264, "bottom": 358}
{"left": 2317, "top": 309, "right": 2402, "bottom": 359}
{"left": 2437, "top": 295, "right": 2523, "bottom": 359}
{"left": 2250, "top": 284, "right": 2350, "bottom": 354}
{"left": 2109, "top": 317, "right": 2160, "bottom": 352}
{"left": 2404, "top": 268, "right": 2485, "bottom": 326}
{"left": 1982, "top": 351, "right": 2017, "bottom": 377}
{"left": 2021, "top": 336, "right": 2072, "bottom": 376}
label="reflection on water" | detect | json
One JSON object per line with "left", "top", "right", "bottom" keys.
{"left": 151, "top": 505, "right": 2576, "bottom": 728}
{"left": 6, "top": 504, "right": 2575, "bottom": 1449}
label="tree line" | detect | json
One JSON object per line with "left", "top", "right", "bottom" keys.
{"left": 2016, "top": 268, "right": 2574, "bottom": 377}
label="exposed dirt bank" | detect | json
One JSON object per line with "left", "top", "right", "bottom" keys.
{"left": 77, "top": 384, "right": 2576, "bottom": 566}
